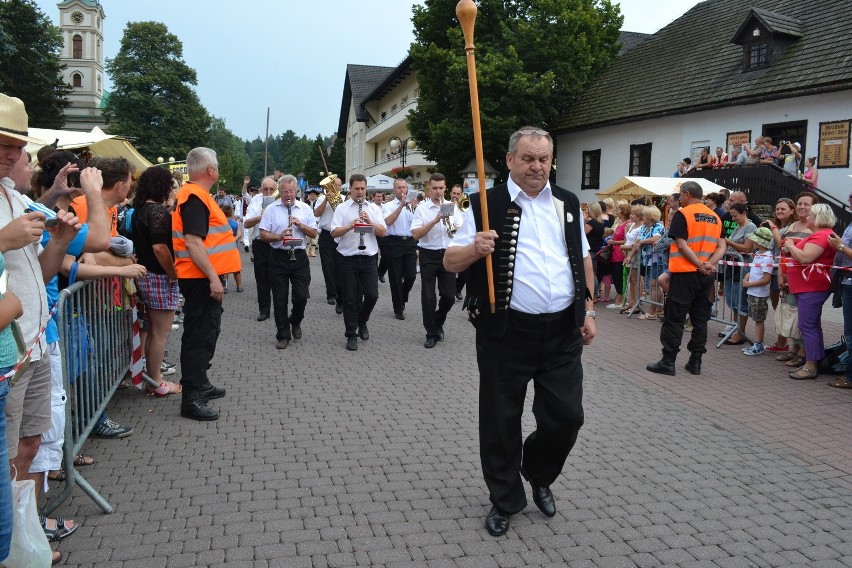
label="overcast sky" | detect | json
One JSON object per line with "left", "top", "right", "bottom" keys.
{"left": 34, "top": 0, "right": 699, "bottom": 141}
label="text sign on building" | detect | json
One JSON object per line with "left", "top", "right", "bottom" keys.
{"left": 726, "top": 130, "right": 751, "bottom": 155}
{"left": 168, "top": 162, "right": 189, "bottom": 182}
{"left": 818, "top": 120, "right": 850, "bottom": 169}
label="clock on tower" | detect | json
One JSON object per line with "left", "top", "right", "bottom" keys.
{"left": 71, "top": 11, "right": 83, "bottom": 24}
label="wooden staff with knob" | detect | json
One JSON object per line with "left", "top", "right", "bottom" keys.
{"left": 456, "top": 0, "right": 495, "bottom": 314}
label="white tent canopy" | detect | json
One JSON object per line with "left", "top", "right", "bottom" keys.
{"left": 597, "top": 176, "right": 727, "bottom": 200}
{"left": 366, "top": 174, "right": 396, "bottom": 192}
{"left": 26, "top": 126, "right": 154, "bottom": 173}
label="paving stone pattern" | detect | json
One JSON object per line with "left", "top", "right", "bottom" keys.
{"left": 53, "top": 252, "right": 852, "bottom": 567}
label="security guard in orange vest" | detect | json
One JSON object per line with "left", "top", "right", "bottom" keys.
{"left": 647, "top": 181, "right": 726, "bottom": 376}
{"left": 172, "top": 147, "right": 241, "bottom": 420}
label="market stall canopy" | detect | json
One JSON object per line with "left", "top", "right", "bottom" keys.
{"left": 597, "top": 176, "right": 727, "bottom": 200}
{"left": 26, "top": 126, "right": 153, "bottom": 173}
{"left": 366, "top": 174, "right": 395, "bottom": 192}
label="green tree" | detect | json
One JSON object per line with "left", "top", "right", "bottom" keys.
{"left": 325, "top": 136, "right": 346, "bottom": 182}
{"left": 0, "top": 0, "right": 71, "bottom": 128}
{"left": 207, "top": 116, "right": 248, "bottom": 194}
{"left": 104, "top": 21, "right": 210, "bottom": 160}
{"left": 301, "top": 134, "right": 332, "bottom": 186}
{"left": 408, "top": 0, "right": 622, "bottom": 184}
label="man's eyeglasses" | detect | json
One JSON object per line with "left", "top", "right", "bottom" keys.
{"left": 516, "top": 129, "right": 549, "bottom": 137}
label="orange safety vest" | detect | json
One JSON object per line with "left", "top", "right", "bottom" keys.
{"left": 668, "top": 203, "right": 722, "bottom": 273}
{"left": 172, "top": 182, "right": 241, "bottom": 279}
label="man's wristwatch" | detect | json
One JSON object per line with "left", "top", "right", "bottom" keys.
{"left": 584, "top": 310, "right": 596, "bottom": 319}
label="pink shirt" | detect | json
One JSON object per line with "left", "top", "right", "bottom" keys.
{"left": 611, "top": 221, "right": 627, "bottom": 263}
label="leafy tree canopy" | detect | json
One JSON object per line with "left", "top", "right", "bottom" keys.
{"left": 408, "top": 0, "right": 623, "bottom": 185}
{"left": 0, "top": 0, "right": 71, "bottom": 128}
{"left": 104, "top": 21, "right": 210, "bottom": 160}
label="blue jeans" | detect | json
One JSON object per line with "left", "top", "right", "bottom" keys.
{"left": 0, "top": 371, "right": 13, "bottom": 562}
{"left": 843, "top": 285, "right": 852, "bottom": 381}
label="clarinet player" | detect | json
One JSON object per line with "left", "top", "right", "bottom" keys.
{"left": 258, "top": 175, "right": 318, "bottom": 349}
{"left": 330, "top": 174, "right": 387, "bottom": 351}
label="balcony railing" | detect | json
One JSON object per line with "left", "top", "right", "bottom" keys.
{"left": 366, "top": 98, "right": 418, "bottom": 135}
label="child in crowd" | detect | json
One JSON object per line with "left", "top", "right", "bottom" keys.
{"left": 742, "top": 227, "right": 774, "bottom": 355}
{"left": 220, "top": 205, "right": 244, "bottom": 293}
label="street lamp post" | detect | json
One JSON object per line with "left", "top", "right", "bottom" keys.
{"left": 388, "top": 136, "right": 417, "bottom": 171}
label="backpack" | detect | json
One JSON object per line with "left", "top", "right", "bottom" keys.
{"left": 818, "top": 338, "right": 848, "bottom": 375}
{"left": 118, "top": 206, "right": 135, "bottom": 239}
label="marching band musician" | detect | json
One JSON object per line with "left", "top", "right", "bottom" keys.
{"left": 444, "top": 127, "right": 595, "bottom": 537}
{"left": 411, "top": 173, "right": 464, "bottom": 348}
{"left": 381, "top": 178, "right": 418, "bottom": 320}
{"left": 258, "top": 175, "right": 318, "bottom": 350}
{"left": 244, "top": 177, "right": 277, "bottom": 321}
{"left": 314, "top": 176, "right": 344, "bottom": 313}
{"left": 330, "top": 174, "right": 387, "bottom": 351}
{"left": 450, "top": 183, "right": 467, "bottom": 301}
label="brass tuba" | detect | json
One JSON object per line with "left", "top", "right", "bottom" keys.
{"left": 319, "top": 174, "right": 343, "bottom": 210}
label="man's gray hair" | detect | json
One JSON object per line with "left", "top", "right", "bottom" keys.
{"left": 279, "top": 174, "right": 297, "bottom": 186}
{"left": 679, "top": 181, "right": 703, "bottom": 199}
{"left": 260, "top": 175, "right": 275, "bottom": 186}
{"left": 186, "top": 147, "right": 217, "bottom": 177}
{"left": 508, "top": 126, "right": 553, "bottom": 155}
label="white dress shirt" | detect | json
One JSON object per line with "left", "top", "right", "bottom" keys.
{"left": 315, "top": 195, "right": 336, "bottom": 232}
{"left": 381, "top": 198, "right": 415, "bottom": 237}
{"left": 448, "top": 178, "right": 590, "bottom": 314}
{"left": 331, "top": 198, "right": 386, "bottom": 256}
{"left": 411, "top": 199, "right": 464, "bottom": 250}
{"left": 258, "top": 199, "right": 317, "bottom": 250}
{"left": 245, "top": 193, "right": 276, "bottom": 240}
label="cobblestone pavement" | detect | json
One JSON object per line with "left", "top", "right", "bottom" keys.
{"left": 52, "top": 251, "right": 852, "bottom": 567}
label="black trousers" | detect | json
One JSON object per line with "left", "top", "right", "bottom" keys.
{"left": 384, "top": 236, "right": 417, "bottom": 314}
{"left": 661, "top": 272, "right": 715, "bottom": 357}
{"left": 456, "top": 270, "right": 467, "bottom": 295}
{"left": 377, "top": 236, "right": 388, "bottom": 278}
{"left": 477, "top": 307, "right": 584, "bottom": 514}
{"left": 178, "top": 278, "right": 223, "bottom": 392}
{"left": 252, "top": 239, "right": 273, "bottom": 316}
{"left": 419, "top": 248, "right": 455, "bottom": 338}
{"left": 318, "top": 230, "right": 342, "bottom": 303}
{"left": 269, "top": 248, "right": 311, "bottom": 341}
{"left": 339, "top": 254, "right": 379, "bottom": 338}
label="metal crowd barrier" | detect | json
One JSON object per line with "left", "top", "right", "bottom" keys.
{"left": 712, "top": 250, "right": 753, "bottom": 348}
{"left": 43, "top": 277, "right": 135, "bottom": 515}
{"left": 628, "top": 243, "right": 666, "bottom": 318}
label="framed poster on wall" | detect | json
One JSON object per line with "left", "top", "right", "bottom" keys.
{"left": 726, "top": 130, "right": 751, "bottom": 155}
{"left": 818, "top": 120, "right": 850, "bottom": 168}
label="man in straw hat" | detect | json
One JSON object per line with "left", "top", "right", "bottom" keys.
{"left": 0, "top": 93, "right": 85, "bottom": 556}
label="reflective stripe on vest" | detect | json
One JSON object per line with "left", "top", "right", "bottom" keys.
{"left": 668, "top": 203, "right": 722, "bottom": 272}
{"left": 172, "top": 182, "right": 242, "bottom": 279}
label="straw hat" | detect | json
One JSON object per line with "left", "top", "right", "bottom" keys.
{"left": 0, "top": 93, "right": 46, "bottom": 144}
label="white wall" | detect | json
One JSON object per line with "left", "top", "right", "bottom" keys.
{"left": 557, "top": 91, "right": 852, "bottom": 203}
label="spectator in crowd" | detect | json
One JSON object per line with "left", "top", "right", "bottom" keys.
{"left": 721, "top": 203, "right": 756, "bottom": 345}
{"left": 606, "top": 202, "right": 631, "bottom": 309}
{"left": 600, "top": 198, "right": 614, "bottom": 228}
{"left": 721, "top": 191, "right": 761, "bottom": 238}
{"left": 220, "top": 204, "right": 244, "bottom": 293}
{"left": 131, "top": 166, "right": 182, "bottom": 395}
{"left": 779, "top": 141, "right": 801, "bottom": 175}
{"left": 827, "top": 207, "right": 852, "bottom": 388}
{"left": 213, "top": 185, "right": 233, "bottom": 210}
{"left": 759, "top": 136, "right": 779, "bottom": 165}
{"left": 714, "top": 146, "right": 729, "bottom": 167}
{"left": 762, "top": 198, "right": 797, "bottom": 352}
{"left": 783, "top": 204, "right": 836, "bottom": 380}
{"left": 621, "top": 205, "right": 644, "bottom": 313}
{"left": 741, "top": 227, "right": 774, "bottom": 355}
{"left": 803, "top": 157, "right": 819, "bottom": 188}
{"left": 728, "top": 145, "right": 748, "bottom": 166}
{"left": 673, "top": 161, "right": 686, "bottom": 178}
{"left": 585, "top": 202, "right": 605, "bottom": 297}
{"left": 696, "top": 147, "right": 713, "bottom": 169}
{"left": 635, "top": 206, "right": 665, "bottom": 320}
{"left": 682, "top": 157, "right": 694, "bottom": 173}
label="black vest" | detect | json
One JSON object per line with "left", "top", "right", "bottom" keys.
{"left": 464, "top": 184, "right": 589, "bottom": 338}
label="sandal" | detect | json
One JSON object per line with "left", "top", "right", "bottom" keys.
{"left": 53, "top": 550, "right": 62, "bottom": 565}
{"left": 73, "top": 454, "right": 94, "bottom": 467}
{"left": 638, "top": 313, "right": 658, "bottom": 320}
{"left": 724, "top": 336, "right": 745, "bottom": 346}
{"left": 146, "top": 380, "right": 181, "bottom": 397}
{"left": 789, "top": 368, "right": 818, "bottom": 380}
{"left": 47, "top": 469, "right": 66, "bottom": 482}
{"left": 776, "top": 351, "right": 796, "bottom": 362}
{"left": 829, "top": 377, "right": 852, "bottom": 389}
{"left": 41, "top": 515, "right": 78, "bottom": 542}
{"left": 785, "top": 356, "right": 806, "bottom": 367}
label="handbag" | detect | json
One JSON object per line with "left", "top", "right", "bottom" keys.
{"left": 0, "top": 271, "right": 30, "bottom": 385}
{"left": 5, "top": 476, "right": 52, "bottom": 568}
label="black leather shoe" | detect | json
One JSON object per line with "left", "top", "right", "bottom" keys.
{"left": 521, "top": 472, "right": 556, "bottom": 517}
{"left": 647, "top": 360, "right": 676, "bottom": 376}
{"left": 346, "top": 337, "right": 358, "bottom": 351}
{"left": 327, "top": 298, "right": 336, "bottom": 305}
{"left": 455, "top": 293, "right": 463, "bottom": 301}
{"left": 180, "top": 395, "right": 219, "bottom": 421}
{"left": 684, "top": 354, "right": 702, "bottom": 375}
{"left": 485, "top": 506, "right": 511, "bottom": 537}
{"left": 395, "top": 311, "right": 405, "bottom": 320}
{"left": 437, "top": 328, "right": 445, "bottom": 341}
{"left": 276, "top": 339, "right": 289, "bottom": 349}
{"left": 358, "top": 325, "right": 369, "bottom": 340}
{"left": 291, "top": 325, "right": 302, "bottom": 340}
{"left": 257, "top": 313, "right": 269, "bottom": 322}
{"left": 379, "top": 275, "right": 386, "bottom": 283}
{"left": 424, "top": 337, "right": 437, "bottom": 348}
{"left": 197, "top": 383, "right": 226, "bottom": 402}
{"left": 335, "top": 304, "right": 344, "bottom": 315}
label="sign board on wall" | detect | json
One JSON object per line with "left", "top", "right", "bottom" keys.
{"left": 726, "top": 130, "right": 751, "bottom": 155}
{"left": 818, "top": 120, "right": 850, "bottom": 168}
{"left": 168, "top": 162, "right": 189, "bottom": 182}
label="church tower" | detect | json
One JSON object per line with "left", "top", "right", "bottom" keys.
{"left": 57, "top": 0, "right": 106, "bottom": 130}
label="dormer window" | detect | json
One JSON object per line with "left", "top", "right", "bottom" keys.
{"left": 731, "top": 8, "right": 802, "bottom": 73}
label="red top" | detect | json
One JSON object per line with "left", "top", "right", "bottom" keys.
{"left": 786, "top": 229, "right": 834, "bottom": 293}
{"left": 611, "top": 221, "right": 628, "bottom": 262}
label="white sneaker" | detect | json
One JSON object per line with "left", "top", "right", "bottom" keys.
{"left": 606, "top": 303, "right": 621, "bottom": 309}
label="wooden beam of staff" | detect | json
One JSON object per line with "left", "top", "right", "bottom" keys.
{"left": 457, "top": 0, "right": 495, "bottom": 314}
